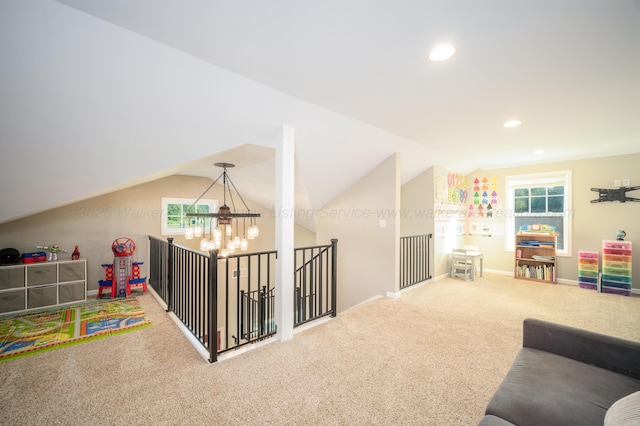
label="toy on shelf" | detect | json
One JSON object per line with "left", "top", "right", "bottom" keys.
{"left": 36, "top": 244, "right": 68, "bottom": 261}
{"left": 98, "top": 237, "right": 147, "bottom": 298}
{"left": 71, "top": 245, "right": 80, "bottom": 260}
{"left": 517, "top": 224, "right": 556, "bottom": 236}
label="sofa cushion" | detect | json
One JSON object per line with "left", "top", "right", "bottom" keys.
{"left": 486, "top": 348, "right": 640, "bottom": 426}
{"left": 604, "top": 391, "right": 640, "bottom": 426}
{"left": 477, "top": 415, "right": 516, "bottom": 426}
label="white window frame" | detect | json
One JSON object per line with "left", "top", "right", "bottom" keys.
{"left": 161, "top": 197, "right": 217, "bottom": 236}
{"left": 505, "top": 171, "right": 572, "bottom": 256}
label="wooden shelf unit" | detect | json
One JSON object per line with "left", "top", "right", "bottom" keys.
{"left": 515, "top": 234, "right": 557, "bottom": 283}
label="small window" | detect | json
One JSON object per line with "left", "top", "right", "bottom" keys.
{"left": 161, "top": 197, "right": 217, "bottom": 236}
{"left": 505, "top": 171, "right": 572, "bottom": 255}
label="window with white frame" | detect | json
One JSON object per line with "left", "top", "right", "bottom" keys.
{"left": 161, "top": 197, "right": 217, "bottom": 236}
{"left": 505, "top": 171, "right": 572, "bottom": 255}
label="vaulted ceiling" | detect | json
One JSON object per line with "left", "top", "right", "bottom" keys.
{"left": 1, "top": 0, "right": 639, "bottom": 225}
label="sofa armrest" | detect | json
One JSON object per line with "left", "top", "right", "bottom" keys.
{"left": 523, "top": 318, "right": 640, "bottom": 380}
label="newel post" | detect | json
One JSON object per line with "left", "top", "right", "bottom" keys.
{"left": 208, "top": 249, "right": 219, "bottom": 363}
{"left": 166, "top": 237, "right": 174, "bottom": 312}
{"left": 331, "top": 239, "right": 338, "bottom": 317}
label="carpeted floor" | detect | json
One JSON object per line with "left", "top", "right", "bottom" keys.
{"left": 0, "top": 273, "right": 638, "bottom": 425}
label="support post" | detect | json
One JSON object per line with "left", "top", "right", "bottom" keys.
{"left": 167, "top": 237, "right": 174, "bottom": 312}
{"left": 208, "top": 249, "right": 219, "bottom": 363}
{"left": 331, "top": 239, "right": 338, "bottom": 317}
{"left": 276, "top": 124, "right": 295, "bottom": 341}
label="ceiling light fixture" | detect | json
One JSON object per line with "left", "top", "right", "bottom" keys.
{"left": 534, "top": 149, "right": 545, "bottom": 155}
{"left": 504, "top": 120, "right": 522, "bottom": 128}
{"left": 429, "top": 44, "right": 457, "bottom": 61}
{"left": 184, "top": 163, "right": 260, "bottom": 256}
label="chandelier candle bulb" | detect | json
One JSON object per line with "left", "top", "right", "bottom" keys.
{"left": 194, "top": 223, "right": 203, "bottom": 238}
{"left": 185, "top": 226, "right": 194, "bottom": 240}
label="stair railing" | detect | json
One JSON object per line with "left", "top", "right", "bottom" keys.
{"left": 294, "top": 239, "right": 338, "bottom": 327}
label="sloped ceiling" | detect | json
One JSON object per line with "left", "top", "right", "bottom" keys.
{"left": 1, "top": 0, "right": 639, "bottom": 226}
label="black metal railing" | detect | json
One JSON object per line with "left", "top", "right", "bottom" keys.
{"left": 219, "top": 250, "right": 277, "bottom": 352}
{"left": 294, "top": 239, "right": 338, "bottom": 327}
{"left": 148, "top": 236, "right": 277, "bottom": 363}
{"left": 148, "top": 236, "right": 171, "bottom": 307}
{"left": 399, "top": 234, "right": 432, "bottom": 289}
{"left": 171, "top": 241, "right": 215, "bottom": 357}
{"left": 241, "top": 286, "right": 276, "bottom": 340}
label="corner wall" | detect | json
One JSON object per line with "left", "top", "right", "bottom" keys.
{"left": 400, "top": 166, "right": 437, "bottom": 276}
{"left": 316, "top": 153, "right": 401, "bottom": 311}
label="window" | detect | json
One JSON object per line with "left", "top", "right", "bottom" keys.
{"left": 161, "top": 197, "right": 217, "bottom": 236}
{"left": 505, "top": 171, "right": 572, "bottom": 255}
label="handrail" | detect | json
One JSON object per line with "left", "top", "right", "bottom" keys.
{"left": 294, "top": 243, "right": 332, "bottom": 274}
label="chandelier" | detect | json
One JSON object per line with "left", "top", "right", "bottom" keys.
{"left": 184, "top": 163, "right": 260, "bottom": 256}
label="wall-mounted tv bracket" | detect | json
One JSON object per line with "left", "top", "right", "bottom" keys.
{"left": 591, "top": 186, "right": 640, "bottom": 203}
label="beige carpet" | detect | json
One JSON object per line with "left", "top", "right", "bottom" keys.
{"left": 1, "top": 274, "right": 639, "bottom": 425}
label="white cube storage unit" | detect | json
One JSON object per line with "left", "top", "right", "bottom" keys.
{"left": 601, "top": 240, "right": 632, "bottom": 296}
{"left": 0, "top": 259, "right": 87, "bottom": 314}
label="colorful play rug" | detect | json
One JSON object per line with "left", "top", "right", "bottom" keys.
{"left": 0, "top": 297, "right": 151, "bottom": 363}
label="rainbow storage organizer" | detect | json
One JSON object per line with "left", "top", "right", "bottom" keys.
{"left": 601, "top": 240, "right": 632, "bottom": 296}
{"left": 578, "top": 251, "right": 599, "bottom": 291}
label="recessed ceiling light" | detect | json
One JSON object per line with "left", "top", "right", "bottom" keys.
{"left": 534, "top": 149, "right": 545, "bottom": 155}
{"left": 504, "top": 120, "right": 522, "bottom": 128}
{"left": 429, "top": 44, "right": 456, "bottom": 61}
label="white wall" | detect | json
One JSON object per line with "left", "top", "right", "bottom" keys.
{"left": 316, "top": 154, "right": 400, "bottom": 311}
{"left": 400, "top": 166, "right": 437, "bottom": 277}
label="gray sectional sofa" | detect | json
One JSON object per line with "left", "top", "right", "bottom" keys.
{"left": 479, "top": 318, "right": 640, "bottom": 426}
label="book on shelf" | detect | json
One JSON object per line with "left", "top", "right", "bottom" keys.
{"left": 516, "top": 264, "right": 555, "bottom": 281}
{"left": 532, "top": 255, "right": 555, "bottom": 261}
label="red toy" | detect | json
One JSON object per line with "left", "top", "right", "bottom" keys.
{"left": 71, "top": 245, "right": 80, "bottom": 260}
{"left": 98, "top": 237, "right": 147, "bottom": 298}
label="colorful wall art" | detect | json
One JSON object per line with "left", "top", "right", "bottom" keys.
{"left": 436, "top": 169, "right": 468, "bottom": 205}
{"left": 469, "top": 176, "right": 499, "bottom": 217}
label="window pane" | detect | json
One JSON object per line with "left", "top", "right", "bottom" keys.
{"left": 166, "top": 203, "right": 181, "bottom": 229}
{"left": 548, "top": 186, "right": 564, "bottom": 196}
{"left": 548, "top": 196, "right": 564, "bottom": 212}
{"left": 531, "top": 197, "right": 546, "bottom": 212}
{"left": 167, "top": 203, "right": 180, "bottom": 216}
{"left": 196, "top": 204, "right": 210, "bottom": 213}
{"left": 514, "top": 188, "right": 529, "bottom": 197}
{"left": 531, "top": 187, "right": 546, "bottom": 196}
{"left": 515, "top": 198, "right": 529, "bottom": 213}
{"left": 166, "top": 217, "right": 182, "bottom": 229}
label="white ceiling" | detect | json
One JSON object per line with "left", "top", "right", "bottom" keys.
{"left": 1, "top": 0, "right": 639, "bottom": 225}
